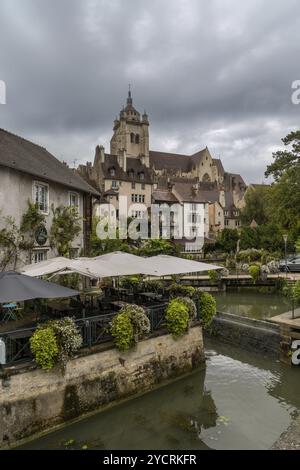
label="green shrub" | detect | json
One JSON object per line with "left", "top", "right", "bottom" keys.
{"left": 30, "top": 326, "right": 59, "bottom": 370}
{"left": 119, "top": 304, "right": 150, "bottom": 341}
{"left": 174, "top": 296, "right": 197, "bottom": 321}
{"left": 208, "top": 270, "right": 219, "bottom": 283}
{"left": 195, "top": 290, "right": 217, "bottom": 329}
{"left": 249, "top": 264, "right": 261, "bottom": 283}
{"left": 165, "top": 298, "right": 190, "bottom": 338}
{"left": 30, "top": 317, "right": 82, "bottom": 370}
{"left": 167, "top": 283, "right": 195, "bottom": 298}
{"left": 111, "top": 312, "right": 134, "bottom": 351}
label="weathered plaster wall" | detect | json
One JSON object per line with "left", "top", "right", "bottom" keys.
{"left": 0, "top": 166, "right": 85, "bottom": 265}
{"left": 0, "top": 325, "right": 204, "bottom": 448}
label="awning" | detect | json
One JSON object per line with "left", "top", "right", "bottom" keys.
{"left": 0, "top": 271, "right": 79, "bottom": 303}
{"left": 141, "top": 255, "right": 222, "bottom": 277}
{"left": 21, "top": 252, "right": 222, "bottom": 279}
{"left": 21, "top": 257, "right": 98, "bottom": 279}
{"left": 78, "top": 251, "right": 148, "bottom": 277}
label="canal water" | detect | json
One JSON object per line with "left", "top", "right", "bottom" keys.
{"left": 214, "top": 289, "right": 290, "bottom": 320}
{"left": 19, "top": 339, "right": 300, "bottom": 450}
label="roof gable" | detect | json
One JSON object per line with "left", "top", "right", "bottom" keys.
{"left": 0, "top": 128, "right": 100, "bottom": 195}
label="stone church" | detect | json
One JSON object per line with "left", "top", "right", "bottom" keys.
{"left": 77, "top": 90, "right": 247, "bottom": 243}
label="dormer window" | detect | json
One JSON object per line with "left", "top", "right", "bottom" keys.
{"left": 129, "top": 169, "right": 134, "bottom": 178}
{"left": 139, "top": 172, "right": 145, "bottom": 181}
{"left": 109, "top": 167, "right": 116, "bottom": 177}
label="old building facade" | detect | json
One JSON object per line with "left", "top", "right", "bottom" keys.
{"left": 0, "top": 128, "right": 100, "bottom": 267}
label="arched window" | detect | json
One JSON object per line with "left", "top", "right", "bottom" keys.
{"left": 130, "top": 133, "right": 135, "bottom": 143}
{"left": 135, "top": 134, "right": 140, "bottom": 144}
{"left": 202, "top": 173, "right": 211, "bottom": 183}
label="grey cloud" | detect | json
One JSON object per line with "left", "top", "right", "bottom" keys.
{"left": 0, "top": 0, "right": 300, "bottom": 183}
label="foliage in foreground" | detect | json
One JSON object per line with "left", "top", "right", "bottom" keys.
{"left": 30, "top": 317, "right": 82, "bottom": 370}
{"left": 30, "top": 326, "right": 59, "bottom": 370}
{"left": 165, "top": 298, "right": 190, "bottom": 338}
{"left": 195, "top": 290, "right": 217, "bottom": 329}
{"left": 111, "top": 304, "right": 150, "bottom": 351}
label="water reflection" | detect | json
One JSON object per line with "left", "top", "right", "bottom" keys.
{"left": 18, "top": 339, "right": 300, "bottom": 450}
{"left": 214, "top": 289, "right": 290, "bottom": 319}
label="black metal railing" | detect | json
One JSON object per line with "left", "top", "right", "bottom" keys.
{"left": 1, "top": 304, "right": 169, "bottom": 366}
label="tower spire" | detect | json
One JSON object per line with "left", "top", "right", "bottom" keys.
{"left": 127, "top": 84, "right": 133, "bottom": 105}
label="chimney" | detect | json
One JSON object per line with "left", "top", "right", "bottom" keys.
{"left": 192, "top": 184, "right": 198, "bottom": 196}
{"left": 99, "top": 145, "right": 105, "bottom": 163}
{"left": 118, "top": 149, "right": 127, "bottom": 172}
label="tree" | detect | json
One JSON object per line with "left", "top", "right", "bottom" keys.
{"left": 90, "top": 217, "right": 133, "bottom": 256}
{"left": 240, "top": 186, "right": 271, "bottom": 226}
{"left": 0, "top": 216, "right": 24, "bottom": 270}
{"left": 265, "top": 130, "right": 300, "bottom": 181}
{"left": 264, "top": 131, "right": 300, "bottom": 236}
{"left": 138, "top": 239, "right": 180, "bottom": 257}
{"left": 50, "top": 206, "right": 81, "bottom": 257}
{"left": 20, "top": 201, "right": 46, "bottom": 261}
{"left": 216, "top": 228, "right": 239, "bottom": 253}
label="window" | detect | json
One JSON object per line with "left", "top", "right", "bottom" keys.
{"left": 69, "top": 192, "right": 79, "bottom": 211}
{"left": 33, "top": 250, "right": 47, "bottom": 264}
{"left": 130, "top": 133, "right": 135, "bottom": 143}
{"left": 191, "top": 203, "right": 197, "bottom": 212}
{"left": 131, "top": 182, "right": 136, "bottom": 189}
{"left": 111, "top": 180, "right": 118, "bottom": 189}
{"left": 109, "top": 167, "right": 116, "bottom": 177}
{"left": 131, "top": 194, "right": 145, "bottom": 203}
{"left": 225, "top": 219, "right": 229, "bottom": 226}
{"left": 141, "top": 183, "right": 145, "bottom": 190}
{"left": 139, "top": 172, "right": 145, "bottom": 180}
{"left": 224, "top": 210, "right": 229, "bottom": 217}
{"left": 135, "top": 134, "right": 140, "bottom": 144}
{"left": 33, "top": 181, "right": 49, "bottom": 213}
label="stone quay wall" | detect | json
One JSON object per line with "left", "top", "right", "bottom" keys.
{"left": 0, "top": 325, "right": 205, "bottom": 448}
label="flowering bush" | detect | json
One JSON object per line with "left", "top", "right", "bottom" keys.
{"left": 173, "top": 296, "right": 197, "bottom": 321}
{"left": 165, "top": 298, "right": 190, "bottom": 338}
{"left": 30, "top": 317, "right": 82, "bottom": 371}
{"left": 119, "top": 304, "right": 150, "bottom": 342}
{"left": 49, "top": 317, "right": 82, "bottom": 370}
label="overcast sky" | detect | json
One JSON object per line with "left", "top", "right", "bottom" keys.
{"left": 0, "top": 0, "right": 299, "bottom": 183}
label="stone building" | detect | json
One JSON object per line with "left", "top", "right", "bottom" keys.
{"left": 77, "top": 90, "right": 247, "bottom": 248}
{"left": 0, "top": 128, "right": 100, "bottom": 267}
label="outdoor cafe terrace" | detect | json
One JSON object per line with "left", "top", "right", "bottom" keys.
{"left": 0, "top": 252, "right": 221, "bottom": 366}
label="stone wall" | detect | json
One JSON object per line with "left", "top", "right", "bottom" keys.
{"left": 207, "top": 312, "right": 280, "bottom": 357}
{"left": 0, "top": 325, "right": 204, "bottom": 448}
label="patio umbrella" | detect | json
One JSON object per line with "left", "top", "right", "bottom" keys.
{"left": 141, "top": 255, "right": 223, "bottom": 277}
{"left": 0, "top": 271, "right": 79, "bottom": 303}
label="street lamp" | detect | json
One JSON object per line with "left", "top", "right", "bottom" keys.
{"left": 283, "top": 234, "right": 288, "bottom": 279}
